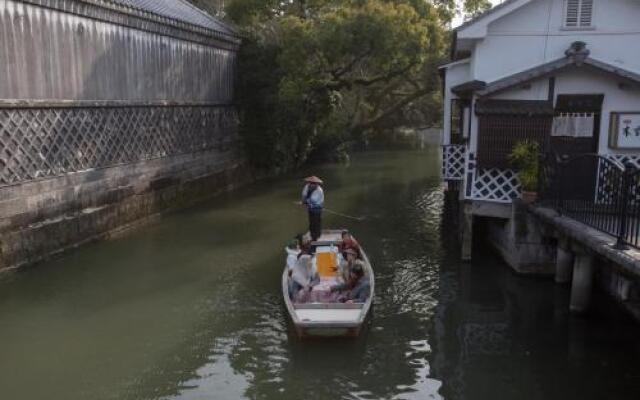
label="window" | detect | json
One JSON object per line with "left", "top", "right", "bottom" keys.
{"left": 450, "top": 99, "right": 462, "bottom": 143}
{"left": 450, "top": 99, "right": 469, "bottom": 144}
{"left": 565, "top": 0, "right": 594, "bottom": 28}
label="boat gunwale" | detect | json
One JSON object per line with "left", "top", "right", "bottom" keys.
{"left": 293, "top": 303, "right": 363, "bottom": 309}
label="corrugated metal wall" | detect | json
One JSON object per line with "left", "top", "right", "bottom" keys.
{"left": 0, "top": 0, "right": 239, "bottom": 188}
{"left": 0, "top": 0, "right": 236, "bottom": 102}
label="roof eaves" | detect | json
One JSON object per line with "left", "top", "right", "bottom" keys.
{"left": 175, "top": 0, "right": 239, "bottom": 35}
{"left": 585, "top": 58, "right": 640, "bottom": 86}
{"left": 452, "top": 80, "right": 488, "bottom": 95}
{"left": 438, "top": 58, "right": 471, "bottom": 70}
{"left": 478, "top": 58, "right": 573, "bottom": 96}
{"left": 477, "top": 56, "right": 640, "bottom": 97}
{"left": 475, "top": 99, "right": 554, "bottom": 116}
{"left": 454, "top": 0, "right": 521, "bottom": 33}
{"left": 99, "top": 0, "right": 240, "bottom": 40}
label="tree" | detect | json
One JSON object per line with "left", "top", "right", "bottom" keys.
{"left": 188, "top": 0, "right": 226, "bottom": 17}
{"left": 189, "top": 0, "right": 454, "bottom": 169}
{"left": 463, "top": 0, "right": 493, "bottom": 20}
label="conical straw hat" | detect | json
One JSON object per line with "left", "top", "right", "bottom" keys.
{"left": 304, "top": 176, "right": 323, "bottom": 184}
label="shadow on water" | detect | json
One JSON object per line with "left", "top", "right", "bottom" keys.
{"left": 430, "top": 232, "right": 640, "bottom": 400}
{"left": 1, "top": 149, "right": 640, "bottom": 400}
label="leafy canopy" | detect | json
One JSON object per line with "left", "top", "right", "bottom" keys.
{"left": 462, "top": 0, "right": 493, "bottom": 20}
{"left": 191, "top": 0, "right": 475, "bottom": 169}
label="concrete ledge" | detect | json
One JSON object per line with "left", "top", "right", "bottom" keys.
{"left": 471, "top": 200, "right": 512, "bottom": 219}
{"left": 527, "top": 205, "right": 640, "bottom": 279}
{"left": 484, "top": 202, "right": 555, "bottom": 275}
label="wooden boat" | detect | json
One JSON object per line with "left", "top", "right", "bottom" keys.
{"left": 282, "top": 230, "right": 374, "bottom": 338}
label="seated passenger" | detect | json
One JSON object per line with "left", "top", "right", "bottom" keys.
{"left": 286, "top": 238, "right": 300, "bottom": 273}
{"left": 290, "top": 254, "right": 320, "bottom": 302}
{"left": 330, "top": 262, "right": 370, "bottom": 303}
{"left": 339, "top": 230, "right": 361, "bottom": 260}
{"left": 337, "top": 248, "right": 359, "bottom": 283}
{"left": 297, "top": 233, "right": 313, "bottom": 259}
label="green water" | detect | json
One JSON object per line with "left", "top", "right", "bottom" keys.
{"left": 1, "top": 150, "right": 639, "bottom": 400}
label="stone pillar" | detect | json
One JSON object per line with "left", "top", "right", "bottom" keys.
{"left": 555, "top": 238, "right": 574, "bottom": 284}
{"left": 461, "top": 201, "right": 474, "bottom": 261}
{"left": 570, "top": 252, "right": 595, "bottom": 313}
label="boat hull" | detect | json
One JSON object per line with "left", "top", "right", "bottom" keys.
{"left": 297, "top": 325, "right": 361, "bottom": 338}
{"left": 282, "top": 229, "right": 374, "bottom": 339}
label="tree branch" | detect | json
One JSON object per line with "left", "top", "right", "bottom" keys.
{"left": 354, "top": 85, "right": 433, "bottom": 131}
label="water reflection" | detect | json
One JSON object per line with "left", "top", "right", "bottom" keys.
{"left": 1, "top": 150, "right": 639, "bottom": 400}
{"left": 430, "top": 245, "right": 640, "bottom": 400}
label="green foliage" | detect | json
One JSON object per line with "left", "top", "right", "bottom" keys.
{"left": 189, "top": 0, "right": 461, "bottom": 170}
{"left": 509, "top": 141, "right": 541, "bottom": 192}
{"left": 463, "top": 0, "right": 493, "bottom": 20}
{"left": 187, "top": 0, "right": 225, "bottom": 17}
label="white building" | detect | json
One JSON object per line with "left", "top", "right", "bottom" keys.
{"left": 441, "top": 0, "right": 640, "bottom": 207}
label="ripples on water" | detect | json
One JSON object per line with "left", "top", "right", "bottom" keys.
{"left": 1, "top": 150, "right": 640, "bottom": 400}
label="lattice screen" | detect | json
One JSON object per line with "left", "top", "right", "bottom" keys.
{"left": 442, "top": 145, "right": 466, "bottom": 181}
{"left": 0, "top": 105, "right": 238, "bottom": 186}
{"left": 596, "top": 158, "right": 621, "bottom": 205}
{"left": 600, "top": 154, "right": 640, "bottom": 205}
{"left": 470, "top": 168, "right": 521, "bottom": 203}
{"left": 606, "top": 154, "right": 640, "bottom": 169}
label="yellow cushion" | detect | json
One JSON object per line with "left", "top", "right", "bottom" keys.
{"left": 316, "top": 251, "right": 337, "bottom": 277}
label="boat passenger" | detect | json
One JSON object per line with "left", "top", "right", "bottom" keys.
{"left": 301, "top": 176, "right": 324, "bottom": 241}
{"left": 339, "top": 230, "right": 361, "bottom": 259}
{"left": 330, "top": 262, "right": 370, "bottom": 303}
{"left": 286, "top": 238, "right": 300, "bottom": 274}
{"left": 297, "top": 233, "right": 313, "bottom": 259}
{"left": 338, "top": 248, "right": 359, "bottom": 283}
{"left": 290, "top": 254, "right": 320, "bottom": 302}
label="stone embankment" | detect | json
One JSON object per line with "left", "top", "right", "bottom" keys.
{"left": 0, "top": 149, "right": 252, "bottom": 271}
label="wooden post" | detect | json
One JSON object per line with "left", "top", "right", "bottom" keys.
{"left": 614, "top": 162, "right": 633, "bottom": 250}
{"left": 461, "top": 201, "right": 474, "bottom": 261}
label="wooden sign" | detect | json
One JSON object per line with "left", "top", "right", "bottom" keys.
{"left": 609, "top": 112, "right": 640, "bottom": 149}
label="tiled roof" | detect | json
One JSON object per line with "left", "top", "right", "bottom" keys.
{"left": 475, "top": 99, "right": 554, "bottom": 116}
{"left": 107, "top": 0, "right": 236, "bottom": 36}
{"left": 478, "top": 56, "right": 640, "bottom": 97}
{"left": 451, "top": 80, "right": 487, "bottom": 95}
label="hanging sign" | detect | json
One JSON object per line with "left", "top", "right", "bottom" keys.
{"left": 609, "top": 112, "right": 640, "bottom": 149}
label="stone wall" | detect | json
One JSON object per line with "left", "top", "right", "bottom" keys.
{"left": 482, "top": 200, "right": 556, "bottom": 275}
{"left": 0, "top": 147, "right": 251, "bottom": 271}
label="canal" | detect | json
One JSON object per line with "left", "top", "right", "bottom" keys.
{"left": 1, "top": 149, "right": 639, "bottom": 400}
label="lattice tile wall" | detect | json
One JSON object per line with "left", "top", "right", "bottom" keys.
{"left": 442, "top": 145, "right": 466, "bottom": 181}
{"left": 470, "top": 168, "right": 521, "bottom": 203}
{"left": 0, "top": 105, "right": 238, "bottom": 187}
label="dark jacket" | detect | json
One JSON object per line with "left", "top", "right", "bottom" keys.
{"left": 332, "top": 276, "right": 370, "bottom": 303}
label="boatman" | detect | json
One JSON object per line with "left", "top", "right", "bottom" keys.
{"left": 301, "top": 176, "right": 324, "bottom": 241}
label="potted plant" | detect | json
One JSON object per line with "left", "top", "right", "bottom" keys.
{"left": 509, "top": 140, "right": 540, "bottom": 204}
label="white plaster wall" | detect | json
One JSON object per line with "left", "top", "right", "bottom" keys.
{"left": 471, "top": 0, "right": 640, "bottom": 82}
{"left": 553, "top": 68, "right": 640, "bottom": 155}
{"left": 492, "top": 80, "right": 550, "bottom": 101}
